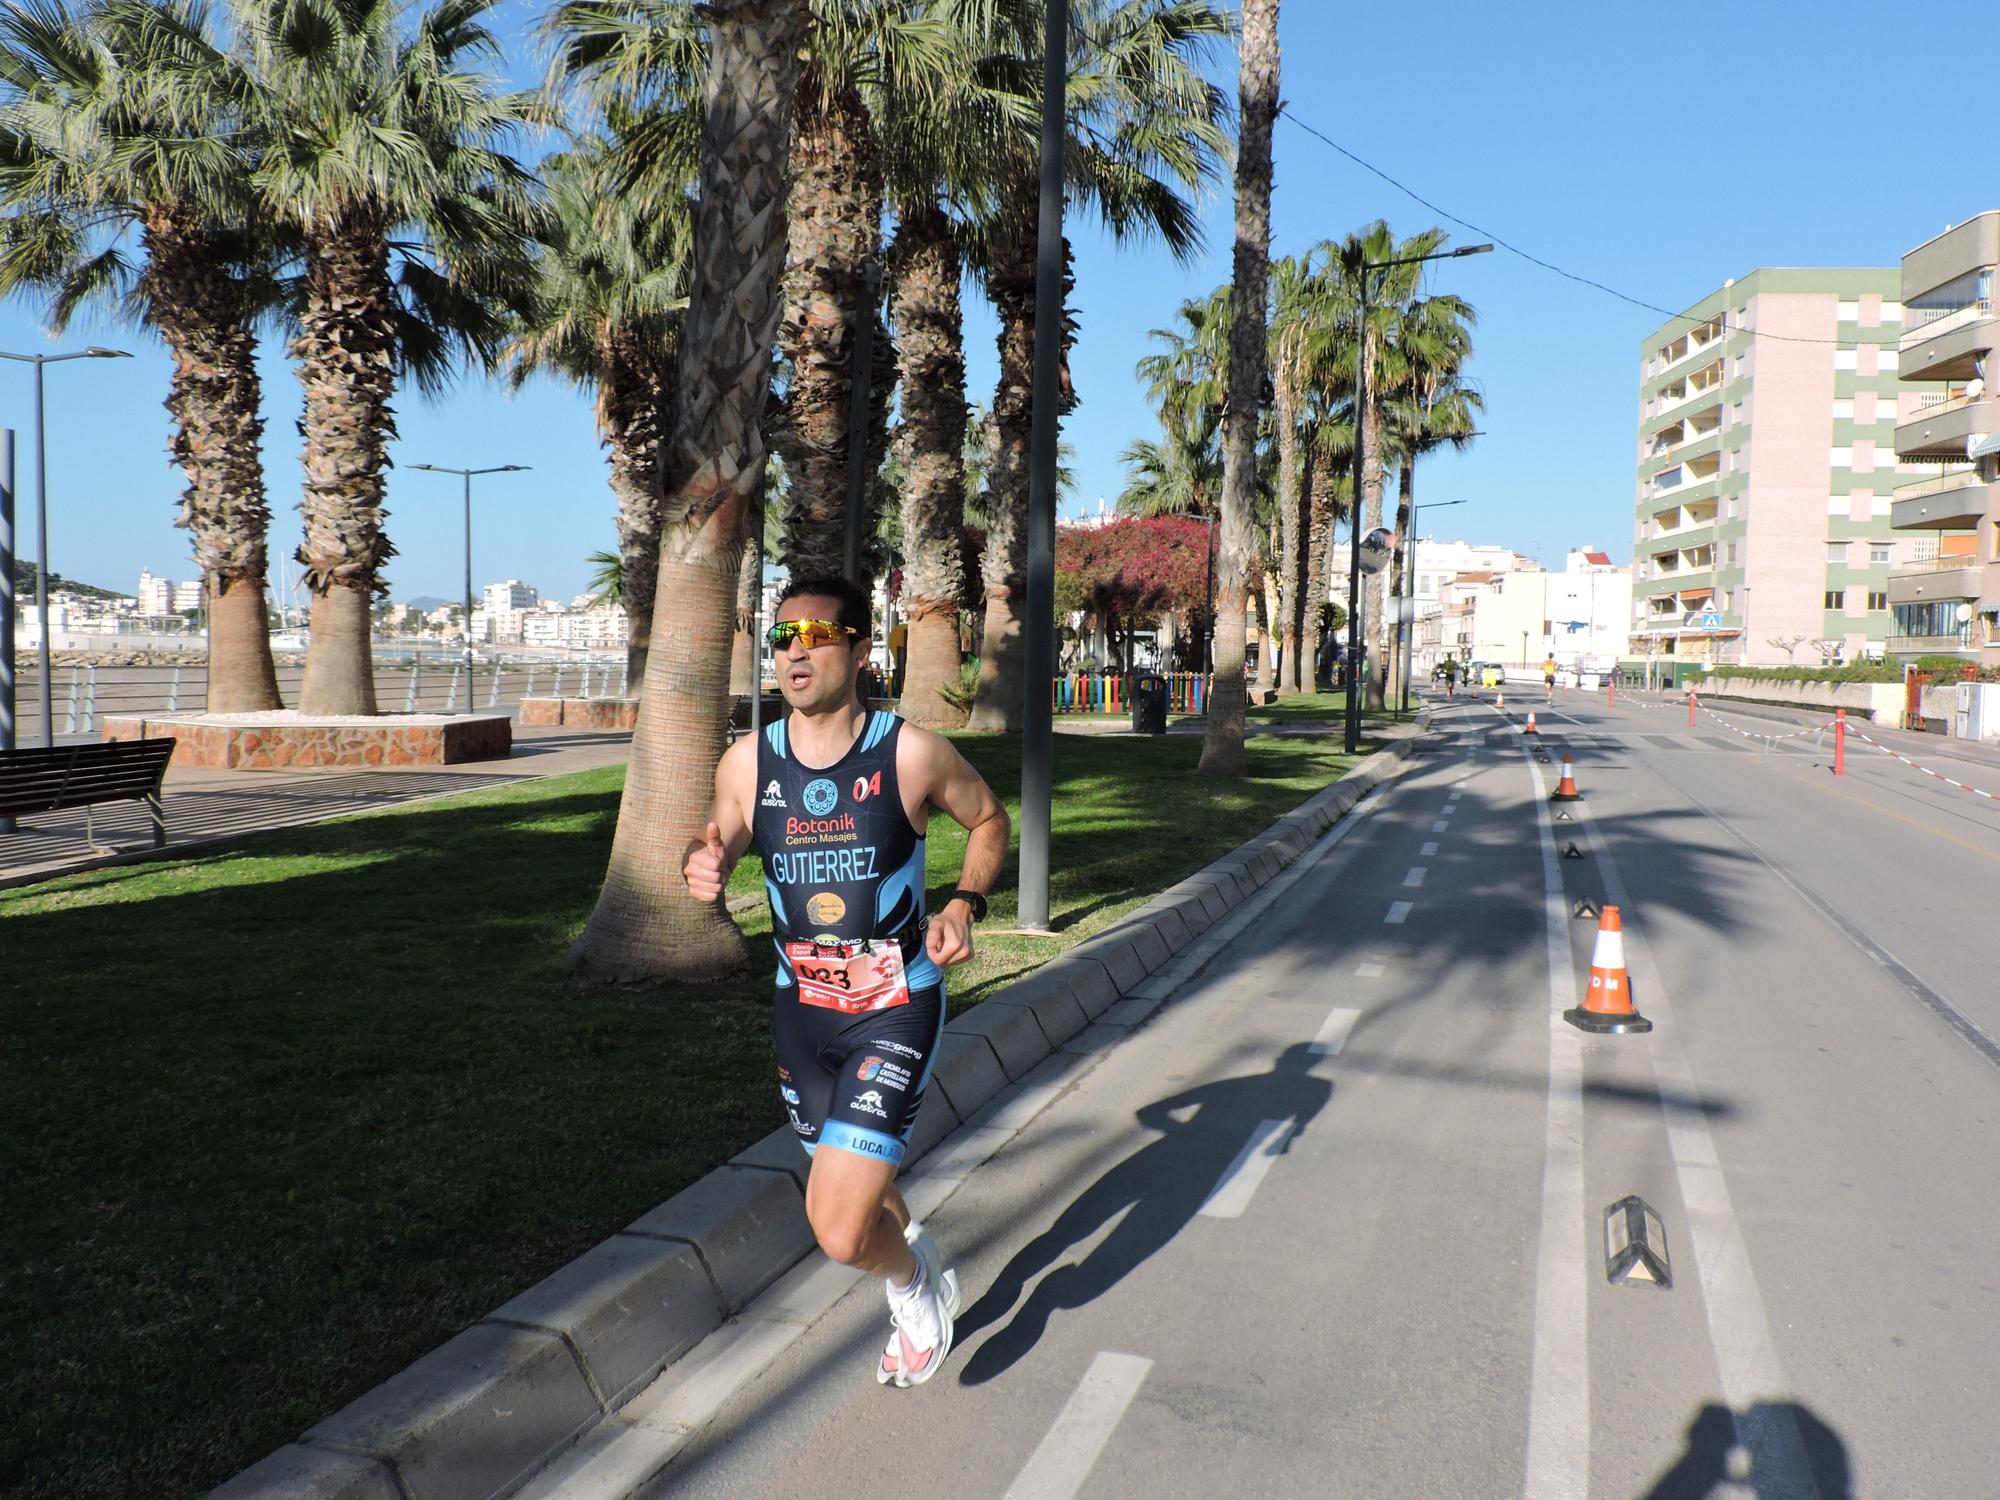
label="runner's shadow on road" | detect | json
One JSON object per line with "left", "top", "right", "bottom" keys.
{"left": 954, "top": 1041, "right": 1332, "bottom": 1386}
{"left": 1643, "top": 1400, "right": 1853, "bottom": 1499}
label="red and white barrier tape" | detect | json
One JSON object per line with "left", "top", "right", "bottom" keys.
{"left": 1695, "top": 704, "right": 1835, "bottom": 743}
{"left": 1844, "top": 729, "right": 2000, "bottom": 802}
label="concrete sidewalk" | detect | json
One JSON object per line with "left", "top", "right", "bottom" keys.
{"left": 1, "top": 726, "right": 635, "bottom": 890}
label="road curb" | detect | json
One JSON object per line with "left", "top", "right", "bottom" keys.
{"left": 208, "top": 718, "right": 1427, "bottom": 1500}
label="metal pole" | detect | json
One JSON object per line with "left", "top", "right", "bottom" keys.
{"left": 842, "top": 264, "right": 885, "bottom": 586}
{"left": 1, "top": 428, "right": 13, "bottom": 830}
{"left": 1343, "top": 268, "right": 1370, "bottom": 756}
{"left": 462, "top": 471, "right": 474, "bottom": 715}
{"left": 34, "top": 359, "right": 52, "bottom": 748}
{"left": 1016, "top": 0, "right": 1067, "bottom": 933}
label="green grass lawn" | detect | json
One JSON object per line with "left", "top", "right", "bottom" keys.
{"left": 0, "top": 727, "right": 1380, "bottom": 1498}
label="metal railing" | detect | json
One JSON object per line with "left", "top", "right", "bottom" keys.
{"left": 1898, "top": 298, "right": 1991, "bottom": 352}
{"left": 8, "top": 655, "right": 631, "bottom": 738}
{"left": 1891, "top": 555, "right": 1984, "bottom": 577}
{"left": 1884, "top": 634, "right": 1976, "bottom": 655}
{"left": 1893, "top": 466, "right": 1983, "bottom": 500}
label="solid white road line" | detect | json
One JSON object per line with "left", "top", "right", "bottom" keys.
{"left": 1421, "top": 841, "right": 1440, "bottom": 856}
{"left": 1309, "top": 1006, "right": 1362, "bottom": 1056}
{"left": 1404, "top": 866, "right": 1427, "bottom": 887}
{"left": 1520, "top": 752, "right": 1590, "bottom": 1500}
{"left": 1002, "top": 1352, "right": 1154, "bottom": 1500}
{"left": 1198, "top": 1116, "right": 1297, "bottom": 1218}
{"left": 1384, "top": 901, "right": 1412, "bottom": 924}
{"left": 1355, "top": 961, "right": 1384, "bottom": 978}
{"left": 1578, "top": 819, "right": 1822, "bottom": 1496}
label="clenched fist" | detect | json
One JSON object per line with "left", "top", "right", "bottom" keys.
{"left": 684, "top": 822, "right": 730, "bottom": 902}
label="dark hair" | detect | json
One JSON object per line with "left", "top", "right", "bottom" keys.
{"left": 776, "top": 573, "right": 872, "bottom": 637}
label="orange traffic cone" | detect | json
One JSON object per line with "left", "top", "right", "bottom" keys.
{"left": 1496, "top": 689, "right": 1506, "bottom": 711}
{"left": 1523, "top": 710, "right": 1539, "bottom": 734}
{"left": 1564, "top": 906, "right": 1652, "bottom": 1034}
{"left": 1550, "top": 755, "right": 1580, "bottom": 801}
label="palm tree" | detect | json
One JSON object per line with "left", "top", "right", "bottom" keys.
{"left": 237, "top": 0, "right": 541, "bottom": 715}
{"left": 583, "top": 547, "right": 623, "bottom": 604}
{"left": 564, "top": 0, "right": 808, "bottom": 987}
{"left": 967, "top": 0, "right": 1230, "bottom": 732}
{"left": 503, "top": 131, "right": 690, "bottom": 685}
{"left": 1266, "top": 251, "right": 1326, "bottom": 699}
{"left": 0, "top": 0, "right": 286, "bottom": 712}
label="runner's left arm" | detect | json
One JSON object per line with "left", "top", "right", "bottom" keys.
{"left": 914, "top": 732, "right": 1009, "bottom": 966}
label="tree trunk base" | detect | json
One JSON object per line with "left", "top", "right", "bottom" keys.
{"left": 900, "top": 606, "right": 967, "bottom": 728}
{"left": 298, "top": 583, "right": 378, "bottom": 715}
{"left": 208, "top": 574, "right": 284, "bottom": 713}
{"left": 968, "top": 587, "right": 1023, "bottom": 732}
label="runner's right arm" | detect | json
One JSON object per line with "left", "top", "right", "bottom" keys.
{"left": 684, "top": 735, "right": 757, "bottom": 902}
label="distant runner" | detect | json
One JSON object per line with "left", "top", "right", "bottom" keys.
{"left": 1543, "top": 654, "right": 1559, "bottom": 703}
{"left": 1440, "top": 657, "right": 1458, "bottom": 698}
{"left": 684, "top": 573, "right": 1010, "bottom": 1388}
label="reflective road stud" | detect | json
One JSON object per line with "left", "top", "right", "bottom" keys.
{"left": 1604, "top": 1195, "right": 1672, "bottom": 1288}
{"left": 1564, "top": 904, "right": 1652, "bottom": 1034}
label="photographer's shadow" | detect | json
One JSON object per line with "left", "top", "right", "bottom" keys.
{"left": 1645, "top": 1401, "right": 1853, "bottom": 1499}
{"left": 956, "top": 1041, "right": 1333, "bottom": 1385}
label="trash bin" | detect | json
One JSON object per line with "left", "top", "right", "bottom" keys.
{"left": 1131, "top": 672, "right": 1168, "bottom": 735}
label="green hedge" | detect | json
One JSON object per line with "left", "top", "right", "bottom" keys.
{"left": 1709, "top": 664, "right": 1901, "bottom": 684}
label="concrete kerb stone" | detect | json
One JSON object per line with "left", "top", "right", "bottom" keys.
{"left": 490, "top": 1236, "right": 721, "bottom": 1411}
{"left": 208, "top": 715, "right": 1430, "bottom": 1500}
{"left": 944, "top": 998, "right": 1053, "bottom": 1081}
{"left": 301, "top": 1323, "right": 600, "bottom": 1500}
{"left": 624, "top": 1166, "right": 810, "bottom": 1315}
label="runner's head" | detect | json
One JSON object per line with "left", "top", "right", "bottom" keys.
{"left": 772, "top": 574, "right": 873, "bottom": 714}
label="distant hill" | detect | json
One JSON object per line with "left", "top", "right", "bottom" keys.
{"left": 10, "top": 561, "right": 130, "bottom": 601}
{"left": 403, "top": 594, "right": 452, "bottom": 612}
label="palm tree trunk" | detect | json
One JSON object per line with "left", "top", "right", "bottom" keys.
{"left": 1289, "top": 435, "right": 1316, "bottom": 692}
{"left": 1307, "top": 442, "right": 1339, "bottom": 687}
{"left": 599, "top": 331, "right": 666, "bottom": 687}
{"left": 889, "top": 199, "right": 968, "bottom": 728}
{"left": 1200, "top": 0, "right": 1278, "bottom": 776}
{"left": 143, "top": 208, "right": 282, "bottom": 713}
{"left": 294, "top": 222, "right": 398, "bottom": 716}
{"left": 1273, "top": 367, "right": 1303, "bottom": 698}
{"left": 1253, "top": 573, "right": 1276, "bottom": 696}
{"left": 565, "top": 0, "right": 805, "bottom": 989}
{"left": 730, "top": 535, "right": 759, "bottom": 694}
{"left": 773, "top": 80, "right": 893, "bottom": 588}
{"left": 1360, "top": 342, "right": 1388, "bottom": 713}
{"left": 1389, "top": 456, "right": 1414, "bottom": 708}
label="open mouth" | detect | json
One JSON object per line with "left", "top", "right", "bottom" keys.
{"left": 786, "top": 667, "right": 813, "bottom": 691}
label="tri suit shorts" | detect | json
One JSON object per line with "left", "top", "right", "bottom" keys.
{"left": 774, "top": 981, "right": 946, "bottom": 1167}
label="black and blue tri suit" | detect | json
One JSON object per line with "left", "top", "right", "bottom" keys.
{"left": 752, "top": 709, "right": 944, "bottom": 1166}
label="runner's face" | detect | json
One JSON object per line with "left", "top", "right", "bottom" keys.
{"left": 773, "top": 596, "right": 869, "bottom": 712}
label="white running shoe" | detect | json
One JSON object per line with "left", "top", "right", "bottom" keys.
{"left": 877, "top": 1219, "right": 959, "bottom": 1388}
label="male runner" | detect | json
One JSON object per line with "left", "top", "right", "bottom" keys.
{"left": 1543, "top": 654, "right": 1559, "bottom": 703}
{"left": 683, "top": 574, "right": 1009, "bottom": 1388}
{"left": 1440, "top": 656, "right": 1457, "bottom": 699}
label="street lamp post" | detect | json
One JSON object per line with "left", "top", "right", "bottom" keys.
{"left": 1343, "top": 244, "right": 1489, "bottom": 755}
{"left": 1399, "top": 495, "right": 1468, "bottom": 713}
{"left": 0, "top": 346, "right": 132, "bottom": 747}
{"left": 410, "top": 463, "right": 530, "bottom": 711}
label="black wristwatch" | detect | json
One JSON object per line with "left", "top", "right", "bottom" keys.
{"left": 946, "top": 889, "right": 989, "bottom": 921}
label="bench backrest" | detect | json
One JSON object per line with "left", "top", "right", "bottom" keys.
{"left": 0, "top": 738, "right": 178, "bottom": 818}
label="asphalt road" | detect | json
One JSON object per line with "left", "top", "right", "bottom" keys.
{"left": 617, "top": 691, "right": 2000, "bottom": 1500}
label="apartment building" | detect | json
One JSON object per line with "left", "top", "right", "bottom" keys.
{"left": 1632, "top": 268, "right": 1910, "bottom": 672}
{"left": 1888, "top": 211, "right": 1999, "bottom": 665}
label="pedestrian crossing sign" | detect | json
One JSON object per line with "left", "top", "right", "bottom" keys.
{"left": 1696, "top": 611, "right": 1722, "bottom": 632}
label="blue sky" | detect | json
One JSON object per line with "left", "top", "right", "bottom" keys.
{"left": 2, "top": 0, "right": 1989, "bottom": 604}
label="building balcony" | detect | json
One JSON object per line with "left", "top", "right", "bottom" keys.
{"left": 1886, "top": 557, "right": 1984, "bottom": 604}
{"left": 1896, "top": 394, "right": 2000, "bottom": 459}
{"left": 1898, "top": 299, "right": 1993, "bottom": 383}
{"left": 1890, "top": 469, "right": 1992, "bottom": 530}
{"left": 1884, "top": 634, "right": 1978, "bottom": 657}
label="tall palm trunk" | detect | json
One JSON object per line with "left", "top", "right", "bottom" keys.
{"left": 294, "top": 221, "right": 398, "bottom": 715}
{"left": 1273, "top": 365, "right": 1303, "bottom": 698}
{"left": 1359, "top": 341, "right": 1388, "bottom": 712}
{"left": 1199, "top": 0, "right": 1278, "bottom": 776}
{"left": 774, "top": 80, "right": 893, "bottom": 587}
{"left": 1253, "top": 568, "right": 1276, "bottom": 695}
{"left": 599, "top": 328, "right": 669, "bottom": 685}
{"left": 1388, "top": 456, "right": 1414, "bottom": 708}
{"left": 1307, "top": 443, "right": 1338, "bottom": 687}
{"left": 143, "top": 208, "right": 283, "bottom": 713}
{"left": 968, "top": 182, "right": 1034, "bottom": 732}
{"left": 730, "top": 535, "right": 759, "bottom": 693}
{"left": 889, "top": 199, "right": 968, "bottom": 728}
{"left": 566, "top": 0, "right": 806, "bottom": 989}
{"left": 1289, "top": 436, "right": 1316, "bottom": 691}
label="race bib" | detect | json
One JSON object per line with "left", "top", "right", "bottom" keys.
{"left": 785, "top": 939, "right": 911, "bottom": 1014}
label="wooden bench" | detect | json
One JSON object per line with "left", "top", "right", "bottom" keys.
{"left": 0, "top": 737, "right": 179, "bottom": 851}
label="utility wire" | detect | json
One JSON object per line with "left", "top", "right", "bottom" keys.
{"left": 1278, "top": 105, "right": 1913, "bottom": 353}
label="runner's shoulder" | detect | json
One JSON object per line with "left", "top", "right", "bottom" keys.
{"left": 893, "top": 717, "right": 973, "bottom": 789}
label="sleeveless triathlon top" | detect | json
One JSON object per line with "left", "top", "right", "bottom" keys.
{"left": 752, "top": 710, "right": 940, "bottom": 992}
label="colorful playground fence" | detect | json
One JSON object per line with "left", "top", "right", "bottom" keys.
{"left": 1050, "top": 672, "right": 1211, "bottom": 715}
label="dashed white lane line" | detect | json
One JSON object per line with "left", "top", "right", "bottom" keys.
{"left": 1355, "top": 960, "right": 1384, "bottom": 978}
{"left": 1521, "top": 752, "right": 1590, "bottom": 1500}
{"left": 1309, "top": 1006, "right": 1362, "bottom": 1055}
{"left": 1431, "top": 820, "right": 1450, "bottom": 833}
{"left": 1002, "top": 1351, "right": 1154, "bottom": 1500}
{"left": 1421, "top": 841, "right": 1440, "bottom": 856}
{"left": 1384, "top": 901, "right": 1412, "bottom": 924}
{"left": 1404, "top": 866, "right": 1427, "bottom": 887}
{"left": 1198, "top": 1116, "right": 1297, "bottom": 1218}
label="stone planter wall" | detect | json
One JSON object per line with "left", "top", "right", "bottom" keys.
{"left": 518, "top": 697, "right": 641, "bottom": 730}
{"left": 102, "top": 714, "right": 513, "bottom": 769}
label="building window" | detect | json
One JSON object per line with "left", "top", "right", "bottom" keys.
{"left": 1826, "top": 541, "right": 1847, "bottom": 564}
{"left": 1833, "top": 348, "right": 1858, "bottom": 370}
{"left": 1870, "top": 543, "right": 1891, "bottom": 564}
{"left": 1837, "top": 300, "right": 1859, "bottom": 322}
{"left": 1726, "top": 541, "right": 1739, "bottom": 564}
{"left": 1831, "top": 399, "right": 1853, "bottom": 419}
{"left": 1866, "top": 591, "right": 1888, "bottom": 611}
{"left": 1823, "top": 590, "right": 1843, "bottom": 609}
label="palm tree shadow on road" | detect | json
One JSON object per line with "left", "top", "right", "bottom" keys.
{"left": 955, "top": 1041, "right": 1333, "bottom": 1386}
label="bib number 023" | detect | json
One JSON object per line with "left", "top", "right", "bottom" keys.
{"left": 785, "top": 939, "right": 911, "bottom": 1014}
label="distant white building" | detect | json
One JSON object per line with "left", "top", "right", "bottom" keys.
{"left": 136, "top": 569, "right": 174, "bottom": 614}
{"left": 483, "top": 579, "right": 537, "bottom": 615}
{"left": 171, "top": 580, "right": 205, "bottom": 612}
